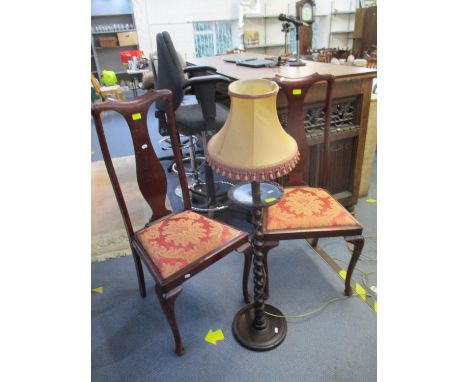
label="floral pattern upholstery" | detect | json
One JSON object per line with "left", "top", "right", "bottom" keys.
{"left": 264, "top": 187, "right": 360, "bottom": 232}
{"left": 136, "top": 210, "right": 243, "bottom": 279}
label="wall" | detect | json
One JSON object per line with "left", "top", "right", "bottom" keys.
{"left": 131, "top": 0, "right": 359, "bottom": 58}
{"left": 133, "top": 0, "right": 241, "bottom": 58}
{"left": 92, "top": 0, "right": 133, "bottom": 15}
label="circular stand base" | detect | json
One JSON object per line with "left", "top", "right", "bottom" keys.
{"left": 232, "top": 304, "right": 287, "bottom": 351}
{"left": 190, "top": 181, "right": 233, "bottom": 212}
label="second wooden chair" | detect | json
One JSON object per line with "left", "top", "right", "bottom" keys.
{"left": 91, "top": 90, "right": 251, "bottom": 355}
{"left": 254, "top": 73, "right": 365, "bottom": 298}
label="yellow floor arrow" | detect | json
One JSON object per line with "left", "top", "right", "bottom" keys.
{"left": 355, "top": 283, "right": 367, "bottom": 301}
{"left": 92, "top": 287, "right": 103, "bottom": 294}
{"left": 339, "top": 269, "right": 347, "bottom": 280}
{"left": 205, "top": 329, "right": 224, "bottom": 345}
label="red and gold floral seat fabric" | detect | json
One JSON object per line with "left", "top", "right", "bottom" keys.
{"left": 136, "top": 210, "right": 243, "bottom": 279}
{"left": 264, "top": 187, "right": 361, "bottom": 232}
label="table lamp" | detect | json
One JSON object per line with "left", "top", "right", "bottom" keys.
{"left": 207, "top": 79, "right": 299, "bottom": 350}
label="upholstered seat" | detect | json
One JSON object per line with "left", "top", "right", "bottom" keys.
{"left": 175, "top": 103, "right": 229, "bottom": 136}
{"left": 137, "top": 210, "right": 243, "bottom": 278}
{"left": 264, "top": 187, "right": 360, "bottom": 232}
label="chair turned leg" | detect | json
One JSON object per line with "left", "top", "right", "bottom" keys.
{"left": 237, "top": 243, "right": 253, "bottom": 303}
{"left": 343, "top": 235, "right": 365, "bottom": 296}
{"left": 131, "top": 248, "right": 146, "bottom": 298}
{"left": 156, "top": 285, "right": 185, "bottom": 356}
{"left": 262, "top": 241, "right": 279, "bottom": 300}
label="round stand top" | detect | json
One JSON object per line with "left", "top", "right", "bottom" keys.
{"left": 228, "top": 181, "right": 284, "bottom": 208}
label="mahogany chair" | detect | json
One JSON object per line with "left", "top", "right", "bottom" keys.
{"left": 91, "top": 90, "right": 251, "bottom": 356}
{"left": 259, "top": 73, "right": 364, "bottom": 298}
{"left": 91, "top": 73, "right": 124, "bottom": 101}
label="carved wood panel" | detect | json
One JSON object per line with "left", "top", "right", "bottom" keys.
{"left": 278, "top": 97, "right": 359, "bottom": 202}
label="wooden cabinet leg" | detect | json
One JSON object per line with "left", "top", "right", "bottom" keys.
{"left": 343, "top": 235, "right": 365, "bottom": 296}
{"left": 262, "top": 241, "right": 279, "bottom": 300}
{"left": 156, "top": 285, "right": 185, "bottom": 356}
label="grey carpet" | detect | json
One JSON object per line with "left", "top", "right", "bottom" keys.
{"left": 319, "top": 158, "right": 377, "bottom": 298}
{"left": 92, "top": 239, "right": 376, "bottom": 382}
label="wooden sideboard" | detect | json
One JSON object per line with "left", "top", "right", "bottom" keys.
{"left": 187, "top": 54, "right": 377, "bottom": 211}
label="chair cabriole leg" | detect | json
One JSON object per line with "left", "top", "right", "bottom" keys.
{"left": 343, "top": 235, "right": 365, "bottom": 296}
{"left": 131, "top": 248, "right": 146, "bottom": 298}
{"left": 310, "top": 238, "right": 319, "bottom": 248}
{"left": 242, "top": 246, "right": 253, "bottom": 303}
{"left": 262, "top": 240, "right": 279, "bottom": 300}
{"left": 155, "top": 285, "right": 185, "bottom": 356}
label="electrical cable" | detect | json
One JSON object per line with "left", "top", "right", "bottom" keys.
{"left": 257, "top": 265, "right": 374, "bottom": 319}
{"left": 251, "top": 234, "right": 378, "bottom": 320}
{"left": 264, "top": 294, "right": 360, "bottom": 319}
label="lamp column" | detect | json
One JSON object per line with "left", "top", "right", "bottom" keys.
{"left": 230, "top": 181, "right": 288, "bottom": 351}
{"left": 251, "top": 181, "right": 267, "bottom": 330}
{"left": 289, "top": 24, "right": 306, "bottom": 66}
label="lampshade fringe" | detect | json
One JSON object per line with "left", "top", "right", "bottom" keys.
{"left": 206, "top": 151, "right": 300, "bottom": 182}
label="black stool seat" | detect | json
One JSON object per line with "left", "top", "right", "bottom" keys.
{"left": 156, "top": 31, "right": 232, "bottom": 213}
{"left": 175, "top": 103, "right": 228, "bottom": 136}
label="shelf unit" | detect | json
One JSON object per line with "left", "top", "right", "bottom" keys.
{"left": 92, "top": 28, "right": 137, "bottom": 35}
{"left": 91, "top": 0, "right": 138, "bottom": 81}
{"left": 328, "top": 0, "right": 356, "bottom": 50}
{"left": 244, "top": 15, "right": 280, "bottom": 20}
{"left": 91, "top": 46, "right": 98, "bottom": 76}
{"left": 244, "top": 43, "right": 284, "bottom": 50}
{"left": 242, "top": 3, "right": 294, "bottom": 56}
{"left": 330, "top": 30, "right": 354, "bottom": 34}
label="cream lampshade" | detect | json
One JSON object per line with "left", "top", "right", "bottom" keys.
{"left": 206, "top": 79, "right": 299, "bottom": 181}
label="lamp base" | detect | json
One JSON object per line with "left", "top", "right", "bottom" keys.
{"left": 288, "top": 59, "right": 306, "bottom": 66}
{"left": 232, "top": 304, "right": 287, "bottom": 351}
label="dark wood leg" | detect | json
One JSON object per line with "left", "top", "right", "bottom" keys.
{"left": 310, "top": 238, "right": 319, "bottom": 248}
{"left": 243, "top": 249, "right": 252, "bottom": 303}
{"left": 238, "top": 243, "right": 253, "bottom": 303}
{"left": 343, "top": 235, "right": 365, "bottom": 296}
{"left": 346, "top": 205, "right": 356, "bottom": 215}
{"left": 262, "top": 240, "right": 279, "bottom": 300}
{"left": 236, "top": 242, "right": 253, "bottom": 303}
{"left": 155, "top": 285, "right": 185, "bottom": 356}
{"left": 131, "top": 248, "right": 146, "bottom": 298}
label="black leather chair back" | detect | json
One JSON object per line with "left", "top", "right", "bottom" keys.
{"left": 156, "top": 31, "right": 186, "bottom": 112}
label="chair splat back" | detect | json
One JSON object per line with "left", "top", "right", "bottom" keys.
{"left": 274, "top": 73, "right": 335, "bottom": 189}
{"left": 91, "top": 90, "right": 191, "bottom": 235}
